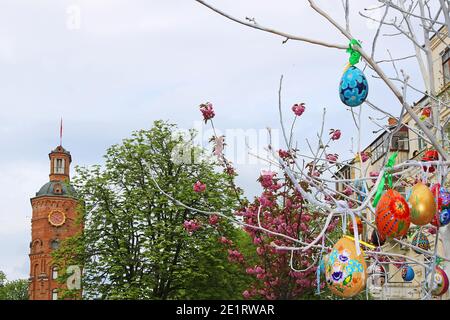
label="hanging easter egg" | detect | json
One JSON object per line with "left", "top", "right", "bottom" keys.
{"left": 411, "top": 232, "right": 430, "bottom": 254}
{"left": 440, "top": 208, "right": 450, "bottom": 226}
{"left": 401, "top": 265, "right": 415, "bottom": 282}
{"left": 339, "top": 66, "right": 369, "bottom": 107}
{"left": 368, "top": 263, "right": 386, "bottom": 287}
{"left": 441, "top": 188, "right": 450, "bottom": 209}
{"left": 430, "top": 266, "right": 449, "bottom": 296}
{"left": 348, "top": 216, "right": 363, "bottom": 235}
{"left": 325, "top": 237, "right": 367, "bottom": 298}
{"left": 370, "top": 229, "right": 385, "bottom": 247}
{"left": 375, "top": 189, "right": 410, "bottom": 239}
{"left": 409, "top": 183, "right": 436, "bottom": 226}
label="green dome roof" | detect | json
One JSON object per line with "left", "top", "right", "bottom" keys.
{"left": 35, "top": 181, "right": 77, "bottom": 198}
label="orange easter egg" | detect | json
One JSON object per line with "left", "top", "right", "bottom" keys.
{"left": 375, "top": 189, "right": 410, "bottom": 239}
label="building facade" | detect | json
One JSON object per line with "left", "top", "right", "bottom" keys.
{"left": 28, "top": 145, "right": 81, "bottom": 300}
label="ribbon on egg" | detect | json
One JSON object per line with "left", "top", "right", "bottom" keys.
{"left": 372, "top": 152, "right": 398, "bottom": 208}
{"left": 336, "top": 200, "right": 361, "bottom": 256}
{"left": 344, "top": 39, "right": 362, "bottom": 72}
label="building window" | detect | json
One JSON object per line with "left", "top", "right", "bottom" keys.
{"left": 335, "top": 166, "right": 351, "bottom": 192}
{"left": 391, "top": 130, "right": 409, "bottom": 151}
{"left": 52, "top": 266, "right": 58, "bottom": 280}
{"left": 443, "top": 48, "right": 450, "bottom": 85}
{"left": 371, "top": 138, "right": 388, "bottom": 162}
{"left": 52, "top": 289, "right": 58, "bottom": 300}
{"left": 54, "top": 158, "right": 65, "bottom": 174}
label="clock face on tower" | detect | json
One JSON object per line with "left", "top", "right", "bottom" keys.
{"left": 48, "top": 210, "right": 66, "bottom": 227}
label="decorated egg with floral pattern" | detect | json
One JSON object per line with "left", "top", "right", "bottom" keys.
{"left": 411, "top": 232, "right": 430, "bottom": 254}
{"left": 325, "top": 237, "right": 367, "bottom": 298}
{"left": 339, "top": 66, "right": 369, "bottom": 107}
{"left": 375, "top": 189, "right": 410, "bottom": 239}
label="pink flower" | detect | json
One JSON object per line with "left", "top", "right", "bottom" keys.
{"left": 258, "top": 194, "right": 274, "bottom": 208}
{"left": 360, "top": 152, "right": 369, "bottom": 162}
{"left": 292, "top": 103, "right": 306, "bottom": 116}
{"left": 300, "top": 223, "right": 308, "bottom": 232}
{"left": 326, "top": 153, "right": 339, "bottom": 163}
{"left": 253, "top": 237, "right": 262, "bottom": 245}
{"left": 256, "top": 246, "right": 265, "bottom": 255}
{"left": 228, "top": 249, "right": 244, "bottom": 263}
{"left": 270, "top": 183, "right": 282, "bottom": 191}
{"left": 242, "top": 290, "right": 251, "bottom": 299}
{"left": 301, "top": 215, "right": 311, "bottom": 223}
{"left": 219, "top": 236, "right": 233, "bottom": 246}
{"left": 343, "top": 186, "right": 354, "bottom": 196}
{"left": 310, "top": 170, "right": 321, "bottom": 177}
{"left": 255, "top": 266, "right": 265, "bottom": 274}
{"left": 199, "top": 102, "right": 215, "bottom": 122}
{"left": 225, "top": 165, "right": 235, "bottom": 176}
{"left": 259, "top": 170, "right": 276, "bottom": 188}
{"left": 278, "top": 149, "right": 291, "bottom": 159}
{"left": 246, "top": 267, "right": 255, "bottom": 274}
{"left": 369, "top": 171, "right": 379, "bottom": 183}
{"left": 209, "top": 214, "right": 219, "bottom": 225}
{"left": 193, "top": 180, "right": 206, "bottom": 193}
{"left": 183, "top": 220, "right": 200, "bottom": 234}
{"left": 330, "top": 129, "right": 341, "bottom": 141}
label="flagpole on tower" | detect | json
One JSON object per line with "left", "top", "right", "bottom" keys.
{"left": 60, "top": 117, "right": 63, "bottom": 147}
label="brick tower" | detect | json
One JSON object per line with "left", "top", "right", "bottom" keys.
{"left": 28, "top": 145, "right": 80, "bottom": 300}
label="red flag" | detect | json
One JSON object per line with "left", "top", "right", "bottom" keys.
{"left": 60, "top": 118, "right": 63, "bottom": 146}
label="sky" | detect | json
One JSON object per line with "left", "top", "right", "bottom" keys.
{"left": 0, "top": 0, "right": 428, "bottom": 280}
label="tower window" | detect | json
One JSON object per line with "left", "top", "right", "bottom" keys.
{"left": 52, "top": 266, "right": 58, "bottom": 280}
{"left": 52, "top": 289, "right": 58, "bottom": 300}
{"left": 54, "top": 158, "right": 65, "bottom": 174}
{"left": 51, "top": 239, "right": 60, "bottom": 250}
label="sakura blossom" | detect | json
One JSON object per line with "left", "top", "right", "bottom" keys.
{"left": 183, "top": 220, "right": 200, "bottom": 234}
{"left": 291, "top": 103, "right": 305, "bottom": 116}
{"left": 193, "top": 180, "right": 206, "bottom": 193}
{"left": 199, "top": 102, "right": 215, "bottom": 122}
{"left": 329, "top": 129, "right": 341, "bottom": 141}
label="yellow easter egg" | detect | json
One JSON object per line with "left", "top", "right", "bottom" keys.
{"left": 325, "top": 237, "right": 367, "bottom": 298}
{"left": 409, "top": 183, "right": 436, "bottom": 226}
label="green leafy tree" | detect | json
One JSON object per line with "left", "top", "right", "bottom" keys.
{"left": 0, "top": 271, "right": 29, "bottom": 300}
{"left": 54, "top": 120, "right": 253, "bottom": 299}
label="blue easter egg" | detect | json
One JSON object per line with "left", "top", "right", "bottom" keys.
{"left": 339, "top": 66, "right": 369, "bottom": 107}
{"left": 440, "top": 208, "right": 450, "bottom": 226}
{"left": 402, "top": 265, "right": 415, "bottom": 281}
